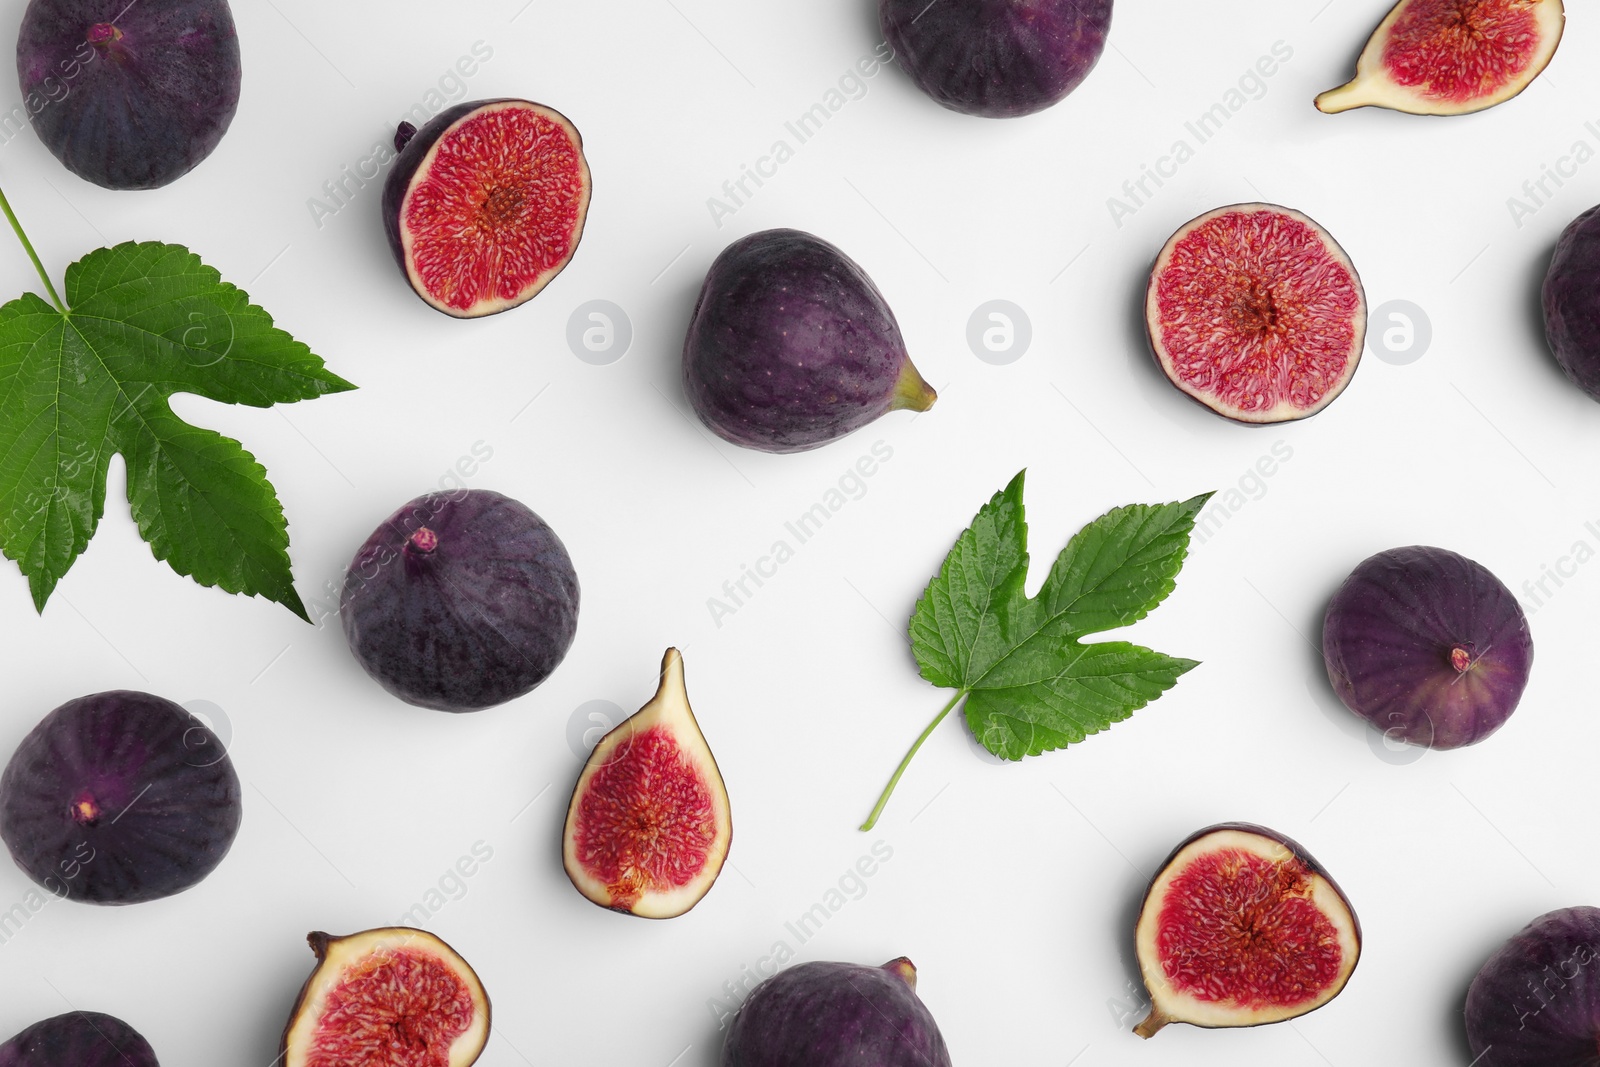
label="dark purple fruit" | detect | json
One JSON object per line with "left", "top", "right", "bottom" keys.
{"left": 683, "top": 229, "right": 936, "bottom": 454}
{"left": 1322, "top": 546, "right": 1532, "bottom": 749}
{"left": 0, "top": 691, "right": 241, "bottom": 905}
{"left": 1544, "top": 204, "right": 1600, "bottom": 401}
{"left": 0, "top": 1011, "right": 158, "bottom": 1067}
{"left": 1466, "top": 906, "right": 1600, "bottom": 1066}
{"left": 722, "top": 958, "right": 951, "bottom": 1066}
{"left": 880, "top": 0, "right": 1112, "bottom": 118}
{"left": 17, "top": 0, "right": 242, "bottom": 190}
{"left": 341, "top": 488, "right": 579, "bottom": 712}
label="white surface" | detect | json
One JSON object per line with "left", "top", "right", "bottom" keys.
{"left": 0, "top": 1, "right": 1593, "bottom": 1064}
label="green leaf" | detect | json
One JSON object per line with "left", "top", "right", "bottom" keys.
{"left": 0, "top": 241, "right": 355, "bottom": 618}
{"left": 863, "top": 472, "right": 1210, "bottom": 829}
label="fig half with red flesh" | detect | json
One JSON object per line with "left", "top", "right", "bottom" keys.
{"left": 1316, "top": 0, "right": 1564, "bottom": 115}
{"left": 1134, "top": 823, "right": 1361, "bottom": 1037}
{"left": 1146, "top": 204, "right": 1366, "bottom": 424}
{"left": 382, "top": 99, "right": 590, "bottom": 318}
{"left": 281, "top": 927, "right": 489, "bottom": 1067}
{"left": 563, "top": 648, "right": 731, "bottom": 919}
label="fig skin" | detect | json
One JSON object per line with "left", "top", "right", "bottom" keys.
{"left": 1466, "top": 907, "right": 1600, "bottom": 1066}
{"left": 340, "top": 489, "right": 579, "bottom": 712}
{"left": 17, "top": 0, "right": 242, "bottom": 189}
{"left": 0, "top": 690, "right": 241, "bottom": 905}
{"left": 0, "top": 1012, "right": 159, "bottom": 1067}
{"left": 683, "top": 229, "right": 936, "bottom": 454}
{"left": 1544, "top": 204, "right": 1600, "bottom": 402}
{"left": 722, "top": 958, "right": 952, "bottom": 1066}
{"left": 1322, "top": 546, "right": 1532, "bottom": 750}
{"left": 880, "top": 0, "right": 1112, "bottom": 118}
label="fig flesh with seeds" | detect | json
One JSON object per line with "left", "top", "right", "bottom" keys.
{"left": 1145, "top": 203, "right": 1366, "bottom": 424}
{"left": 1134, "top": 823, "right": 1360, "bottom": 1037}
{"left": 1322, "top": 546, "right": 1532, "bottom": 749}
{"left": 281, "top": 927, "right": 489, "bottom": 1067}
{"left": 1466, "top": 906, "right": 1600, "bottom": 1065}
{"left": 382, "top": 98, "right": 590, "bottom": 317}
{"left": 563, "top": 648, "right": 731, "bottom": 919}
{"left": 1543, "top": 204, "right": 1600, "bottom": 402}
{"left": 0, "top": 1011, "right": 158, "bottom": 1067}
{"left": 0, "top": 690, "right": 241, "bottom": 904}
{"left": 1316, "top": 0, "right": 1564, "bottom": 115}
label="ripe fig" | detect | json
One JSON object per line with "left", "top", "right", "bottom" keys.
{"left": 17, "top": 0, "right": 242, "bottom": 190}
{"left": 722, "top": 958, "right": 952, "bottom": 1066}
{"left": 340, "top": 488, "right": 580, "bottom": 713}
{"left": 1145, "top": 203, "right": 1366, "bottom": 424}
{"left": 0, "top": 690, "right": 241, "bottom": 905}
{"left": 0, "top": 1011, "right": 158, "bottom": 1067}
{"left": 1133, "top": 823, "right": 1360, "bottom": 1037}
{"left": 563, "top": 648, "right": 731, "bottom": 918}
{"left": 280, "top": 927, "right": 489, "bottom": 1067}
{"left": 1466, "top": 906, "right": 1600, "bottom": 1065}
{"left": 879, "top": 0, "right": 1112, "bottom": 118}
{"left": 683, "top": 228, "right": 936, "bottom": 453}
{"left": 1316, "top": 0, "right": 1564, "bottom": 116}
{"left": 382, "top": 98, "right": 590, "bottom": 317}
{"left": 1543, "top": 204, "right": 1600, "bottom": 402}
{"left": 1322, "top": 546, "right": 1532, "bottom": 749}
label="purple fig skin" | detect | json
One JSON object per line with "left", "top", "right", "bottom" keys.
{"left": 1466, "top": 907, "right": 1600, "bottom": 1066}
{"left": 683, "top": 229, "right": 936, "bottom": 454}
{"left": 1543, "top": 204, "right": 1600, "bottom": 402}
{"left": 0, "top": 691, "right": 241, "bottom": 905}
{"left": 880, "top": 0, "right": 1112, "bottom": 118}
{"left": 722, "top": 959, "right": 952, "bottom": 1066}
{"left": 1322, "top": 546, "right": 1532, "bottom": 750}
{"left": 0, "top": 1012, "right": 159, "bottom": 1067}
{"left": 17, "top": 0, "right": 241, "bottom": 190}
{"left": 340, "top": 489, "right": 580, "bottom": 713}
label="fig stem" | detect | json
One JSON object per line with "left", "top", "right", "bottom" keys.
{"left": 860, "top": 689, "right": 964, "bottom": 831}
{"left": 0, "top": 185, "right": 66, "bottom": 314}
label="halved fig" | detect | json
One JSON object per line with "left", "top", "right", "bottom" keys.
{"left": 1133, "top": 823, "right": 1361, "bottom": 1037}
{"left": 1145, "top": 204, "right": 1366, "bottom": 424}
{"left": 562, "top": 648, "right": 731, "bottom": 919}
{"left": 1316, "top": 0, "right": 1564, "bottom": 116}
{"left": 382, "top": 98, "right": 591, "bottom": 318}
{"left": 281, "top": 927, "right": 489, "bottom": 1067}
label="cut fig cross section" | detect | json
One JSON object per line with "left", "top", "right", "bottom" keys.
{"left": 1134, "top": 823, "right": 1361, "bottom": 1037}
{"left": 1145, "top": 203, "right": 1366, "bottom": 424}
{"left": 563, "top": 648, "right": 732, "bottom": 919}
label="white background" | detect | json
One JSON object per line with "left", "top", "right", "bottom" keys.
{"left": 0, "top": 0, "right": 1595, "bottom": 1064}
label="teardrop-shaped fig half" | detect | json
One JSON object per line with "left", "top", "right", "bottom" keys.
{"left": 1316, "top": 0, "right": 1564, "bottom": 116}
{"left": 1145, "top": 203, "right": 1366, "bottom": 424}
{"left": 383, "top": 98, "right": 591, "bottom": 317}
{"left": 563, "top": 648, "right": 732, "bottom": 919}
{"left": 0, "top": 1011, "right": 159, "bottom": 1067}
{"left": 280, "top": 927, "right": 490, "bottom": 1067}
{"left": 1133, "top": 823, "right": 1361, "bottom": 1037}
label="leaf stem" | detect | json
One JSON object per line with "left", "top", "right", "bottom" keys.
{"left": 0, "top": 183, "right": 65, "bottom": 314}
{"left": 860, "top": 689, "right": 965, "bottom": 832}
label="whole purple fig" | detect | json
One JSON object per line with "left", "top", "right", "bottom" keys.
{"left": 1466, "top": 907, "right": 1600, "bottom": 1065}
{"left": 0, "top": 1012, "right": 159, "bottom": 1067}
{"left": 1544, "top": 204, "right": 1600, "bottom": 401}
{"left": 683, "top": 229, "right": 936, "bottom": 454}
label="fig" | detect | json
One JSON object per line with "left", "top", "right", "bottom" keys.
{"left": 280, "top": 927, "right": 489, "bottom": 1067}
{"left": 1316, "top": 0, "right": 1564, "bottom": 116}
{"left": 0, "top": 1011, "right": 158, "bottom": 1067}
{"left": 1543, "top": 204, "right": 1600, "bottom": 402}
{"left": 340, "top": 488, "right": 580, "bottom": 713}
{"left": 562, "top": 648, "right": 731, "bottom": 918}
{"left": 1466, "top": 906, "right": 1600, "bottom": 1065}
{"left": 722, "top": 958, "right": 952, "bottom": 1066}
{"left": 1133, "top": 823, "right": 1361, "bottom": 1037}
{"left": 382, "top": 98, "right": 590, "bottom": 317}
{"left": 1322, "top": 546, "right": 1532, "bottom": 749}
{"left": 17, "top": 0, "right": 242, "bottom": 190}
{"left": 1145, "top": 203, "right": 1366, "bottom": 424}
{"left": 879, "top": 0, "right": 1112, "bottom": 118}
{"left": 683, "top": 229, "right": 936, "bottom": 453}
{"left": 0, "top": 690, "right": 241, "bottom": 905}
